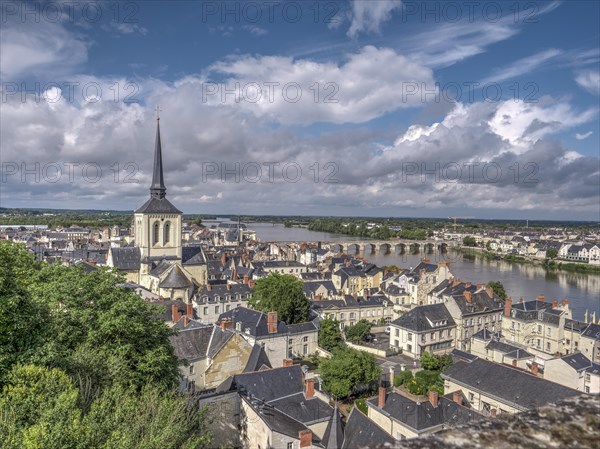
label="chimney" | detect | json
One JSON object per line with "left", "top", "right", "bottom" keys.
{"left": 551, "top": 300, "right": 558, "bottom": 309}
{"left": 159, "top": 295, "right": 164, "bottom": 302}
{"left": 537, "top": 294, "right": 545, "bottom": 302}
{"left": 486, "top": 287, "right": 494, "bottom": 299}
{"left": 464, "top": 291, "right": 472, "bottom": 303}
{"left": 429, "top": 390, "right": 439, "bottom": 407}
{"left": 512, "top": 359, "right": 517, "bottom": 367}
{"left": 490, "top": 408, "right": 497, "bottom": 417}
{"left": 267, "top": 311, "right": 278, "bottom": 334}
{"left": 171, "top": 304, "right": 180, "bottom": 323}
{"left": 299, "top": 430, "right": 312, "bottom": 448}
{"left": 227, "top": 283, "right": 231, "bottom": 290}
{"left": 207, "top": 284, "right": 212, "bottom": 291}
{"left": 465, "top": 282, "right": 472, "bottom": 288}
{"left": 519, "top": 297, "right": 524, "bottom": 303}
{"left": 378, "top": 386, "right": 386, "bottom": 408}
{"left": 305, "top": 378, "right": 315, "bottom": 399}
{"left": 183, "top": 315, "right": 189, "bottom": 327}
{"left": 422, "top": 258, "right": 430, "bottom": 264}
{"left": 453, "top": 278, "right": 461, "bottom": 287}
{"left": 232, "top": 268, "right": 238, "bottom": 281}
{"left": 221, "top": 253, "right": 227, "bottom": 265}
{"left": 504, "top": 297, "right": 513, "bottom": 317}
{"left": 353, "top": 292, "right": 358, "bottom": 301}
{"left": 283, "top": 358, "right": 293, "bottom": 367}
{"left": 243, "top": 275, "right": 249, "bottom": 285}
{"left": 452, "top": 391, "right": 462, "bottom": 406}
{"left": 531, "top": 361, "right": 539, "bottom": 376}
{"left": 438, "top": 261, "right": 448, "bottom": 267}
{"left": 220, "top": 318, "right": 232, "bottom": 331}
{"left": 562, "top": 299, "right": 569, "bottom": 306}
{"left": 187, "top": 303, "right": 193, "bottom": 318}
{"left": 419, "top": 268, "right": 426, "bottom": 279}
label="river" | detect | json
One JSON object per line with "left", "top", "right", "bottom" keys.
{"left": 206, "top": 220, "right": 600, "bottom": 320}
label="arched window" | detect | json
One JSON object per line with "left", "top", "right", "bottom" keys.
{"left": 153, "top": 222, "right": 160, "bottom": 245}
{"left": 164, "top": 221, "right": 171, "bottom": 244}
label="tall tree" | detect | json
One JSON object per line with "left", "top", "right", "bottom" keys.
{"left": 319, "top": 347, "right": 380, "bottom": 399}
{"left": 0, "top": 242, "right": 48, "bottom": 384}
{"left": 344, "top": 320, "right": 372, "bottom": 343}
{"left": 248, "top": 272, "right": 310, "bottom": 324}
{"left": 318, "top": 319, "right": 344, "bottom": 352}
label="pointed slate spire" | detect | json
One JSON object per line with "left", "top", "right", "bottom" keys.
{"left": 150, "top": 115, "right": 166, "bottom": 199}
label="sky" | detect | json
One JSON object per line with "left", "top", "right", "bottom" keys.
{"left": 1, "top": 0, "right": 599, "bottom": 220}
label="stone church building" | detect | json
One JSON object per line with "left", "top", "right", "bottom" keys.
{"left": 107, "top": 117, "right": 206, "bottom": 302}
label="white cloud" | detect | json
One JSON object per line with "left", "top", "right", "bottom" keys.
{"left": 347, "top": 0, "right": 402, "bottom": 38}
{"left": 575, "top": 131, "right": 593, "bottom": 140}
{"left": 0, "top": 19, "right": 88, "bottom": 79}
{"left": 206, "top": 46, "right": 434, "bottom": 125}
{"left": 243, "top": 25, "right": 268, "bottom": 36}
{"left": 575, "top": 70, "right": 600, "bottom": 95}
{"left": 480, "top": 49, "right": 562, "bottom": 84}
{"left": 1, "top": 79, "right": 598, "bottom": 218}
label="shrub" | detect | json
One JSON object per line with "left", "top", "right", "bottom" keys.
{"left": 394, "top": 370, "right": 413, "bottom": 387}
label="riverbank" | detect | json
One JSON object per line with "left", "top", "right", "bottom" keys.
{"left": 457, "top": 247, "right": 600, "bottom": 274}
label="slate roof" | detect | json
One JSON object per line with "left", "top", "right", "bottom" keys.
{"left": 169, "top": 325, "right": 215, "bottom": 361}
{"left": 182, "top": 246, "right": 206, "bottom": 265}
{"left": 217, "top": 307, "right": 288, "bottom": 337}
{"left": 230, "top": 365, "right": 304, "bottom": 402}
{"left": 441, "top": 359, "right": 581, "bottom": 411}
{"left": 367, "top": 392, "right": 483, "bottom": 432}
{"left": 135, "top": 196, "right": 182, "bottom": 214}
{"left": 287, "top": 321, "right": 319, "bottom": 334}
{"left": 243, "top": 344, "right": 272, "bottom": 373}
{"left": 582, "top": 323, "right": 600, "bottom": 341}
{"left": 269, "top": 392, "right": 332, "bottom": 425}
{"left": 450, "top": 349, "right": 479, "bottom": 363}
{"left": 391, "top": 303, "right": 455, "bottom": 332}
{"left": 149, "top": 259, "right": 173, "bottom": 277}
{"left": 241, "top": 397, "right": 324, "bottom": 446}
{"left": 196, "top": 284, "right": 252, "bottom": 304}
{"left": 504, "top": 348, "right": 533, "bottom": 360}
{"left": 303, "top": 280, "right": 337, "bottom": 297}
{"left": 560, "top": 352, "right": 595, "bottom": 372}
{"left": 472, "top": 328, "right": 501, "bottom": 341}
{"left": 160, "top": 265, "right": 193, "bottom": 288}
{"left": 322, "top": 405, "right": 344, "bottom": 449}
{"left": 341, "top": 407, "right": 395, "bottom": 449}
{"left": 485, "top": 340, "right": 524, "bottom": 354}
{"left": 109, "top": 247, "right": 141, "bottom": 271}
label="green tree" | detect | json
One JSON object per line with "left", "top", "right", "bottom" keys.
{"left": 463, "top": 236, "right": 477, "bottom": 247}
{"left": 344, "top": 320, "right": 372, "bottom": 342}
{"left": 393, "top": 370, "right": 413, "bottom": 387}
{"left": 248, "top": 272, "right": 310, "bottom": 324}
{"left": 318, "top": 319, "right": 344, "bottom": 352}
{"left": 0, "top": 242, "right": 48, "bottom": 384}
{"left": 546, "top": 247, "right": 559, "bottom": 259}
{"left": 0, "top": 364, "right": 82, "bottom": 449}
{"left": 0, "top": 365, "right": 211, "bottom": 449}
{"left": 320, "top": 347, "right": 380, "bottom": 399}
{"left": 419, "top": 352, "right": 453, "bottom": 371}
{"left": 486, "top": 280, "right": 507, "bottom": 301}
{"left": 0, "top": 242, "right": 180, "bottom": 394}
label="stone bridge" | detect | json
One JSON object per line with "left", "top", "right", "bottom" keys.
{"left": 270, "top": 239, "right": 456, "bottom": 254}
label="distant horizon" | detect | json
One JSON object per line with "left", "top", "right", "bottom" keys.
{"left": 1, "top": 206, "right": 598, "bottom": 225}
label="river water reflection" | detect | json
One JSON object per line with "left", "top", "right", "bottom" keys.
{"left": 208, "top": 221, "right": 600, "bottom": 320}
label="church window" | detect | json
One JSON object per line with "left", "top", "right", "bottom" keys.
{"left": 164, "top": 221, "right": 171, "bottom": 244}
{"left": 153, "top": 222, "right": 160, "bottom": 245}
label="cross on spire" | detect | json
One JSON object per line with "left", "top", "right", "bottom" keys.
{"left": 156, "top": 104, "right": 162, "bottom": 121}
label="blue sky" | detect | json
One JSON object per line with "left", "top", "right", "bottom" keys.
{"left": 1, "top": 0, "right": 599, "bottom": 219}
